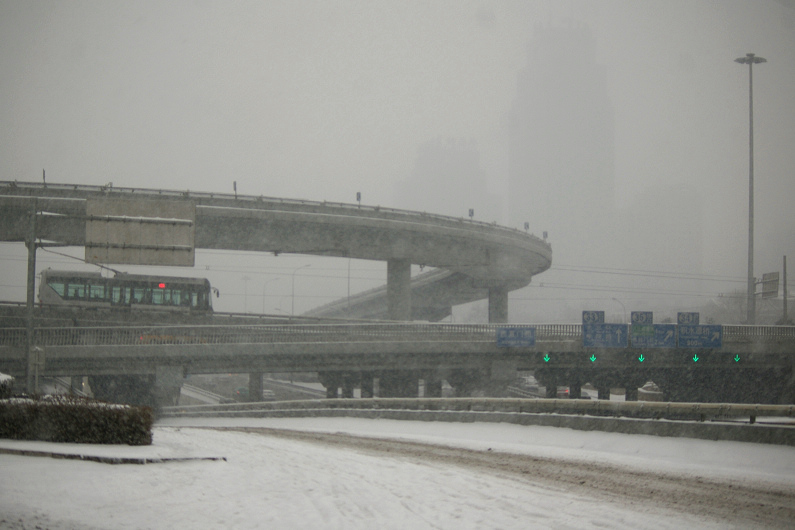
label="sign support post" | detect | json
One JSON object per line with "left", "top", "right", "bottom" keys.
{"left": 25, "top": 202, "right": 38, "bottom": 393}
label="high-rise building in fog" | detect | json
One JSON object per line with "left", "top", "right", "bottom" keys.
{"left": 394, "top": 137, "right": 502, "bottom": 223}
{"left": 507, "top": 24, "right": 705, "bottom": 321}
{"left": 508, "top": 24, "right": 615, "bottom": 266}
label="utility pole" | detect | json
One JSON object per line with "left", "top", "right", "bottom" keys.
{"left": 783, "top": 256, "right": 789, "bottom": 324}
{"left": 25, "top": 202, "right": 38, "bottom": 393}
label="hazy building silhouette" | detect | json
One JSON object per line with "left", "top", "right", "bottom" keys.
{"left": 394, "top": 137, "right": 502, "bottom": 223}
{"left": 508, "top": 24, "right": 615, "bottom": 265}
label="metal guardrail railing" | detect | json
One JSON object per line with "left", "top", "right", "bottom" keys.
{"left": 0, "top": 322, "right": 793, "bottom": 348}
{"left": 160, "top": 397, "right": 795, "bottom": 422}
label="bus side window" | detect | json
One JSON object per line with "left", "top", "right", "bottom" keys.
{"left": 132, "top": 287, "right": 144, "bottom": 304}
{"left": 111, "top": 286, "right": 128, "bottom": 305}
{"left": 89, "top": 284, "right": 105, "bottom": 301}
{"left": 67, "top": 283, "right": 86, "bottom": 300}
{"left": 48, "top": 281, "right": 66, "bottom": 298}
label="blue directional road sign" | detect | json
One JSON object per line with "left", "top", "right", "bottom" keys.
{"left": 678, "top": 325, "right": 723, "bottom": 348}
{"left": 631, "top": 324, "right": 676, "bottom": 348}
{"left": 583, "top": 323, "right": 628, "bottom": 348}
{"left": 677, "top": 312, "right": 700, "bottom": 325}
{"left": 496, "top": 327, "right": 536, "bottom": 347}
{"left": 582, "top": 311, "right": 605, "bottom": 324}
{"left": 631, "top": 311, "right": 653, "bottom": 325}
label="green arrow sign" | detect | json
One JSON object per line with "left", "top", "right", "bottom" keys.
{"left": 734, "top": 355, "right": 740, "bottom": 362}
{"left": 693, "top": 354, "right": 699, "bottom": 362}
{"left": 543, "top": 354, "right": 550, "bottom": 362}
{"left": 589, "top": 354, "right": 597, "bottom": 362}
{"left": 638, "top": 354, "right": 645, "bottom": 362}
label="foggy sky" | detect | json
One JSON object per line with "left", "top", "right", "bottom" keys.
{"left": 1, "top": 1, "right": 793, "bottom": 322}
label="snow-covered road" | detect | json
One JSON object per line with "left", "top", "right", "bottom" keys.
{"left": 1, "top": 417, "right": 794, "bottom": 529}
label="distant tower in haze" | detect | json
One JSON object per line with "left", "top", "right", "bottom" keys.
{"left": 394, "top": 137, "right": 502, "bottom": 223}
{"left": 508, "top": 24, "right": 615, "bottom": 266}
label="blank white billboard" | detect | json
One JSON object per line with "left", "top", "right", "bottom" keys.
{"left": 85, "top": 198, "right": 195, "bottom": 266}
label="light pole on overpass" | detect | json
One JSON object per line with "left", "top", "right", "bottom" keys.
{"left": 291, "top": 264, "right": 311, "bottom": 315}
{"left": 612, "top": 297, "right": 627, "bottom": 323}
{"left": 735, "top": 52, "right": 767, "bottom": 325}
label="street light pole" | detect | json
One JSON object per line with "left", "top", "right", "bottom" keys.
{"left": 611, "top": 297, "right": 626, "bottom": 323}
{"left": 735, "top": 52, "right": 767, "bottom": 325}
{"left": 262, "top": 277, "right": 280, "bottom": 314}
{"left": 291, "top": 264, "right": 311, "bottom": 315}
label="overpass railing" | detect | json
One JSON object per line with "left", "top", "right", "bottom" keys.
{"left": 0, "top": 180, "right": 551, "bottom": 249}
{"left": 1, "top": 322, "right": 792, "bottom": 348}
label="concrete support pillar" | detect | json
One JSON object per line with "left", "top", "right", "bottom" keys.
{"left": 485, "top": 359, "right": 516, "bottom": 397}
{"left": 597, "top": 387, "right": 610, "bottom": 400}
{"left": 569, "top": 381, "right": 582, "bottom": 399}
{"left": 534, "top": 369, "right": 558, "bottom": 399}
{"left": 341, "top": 377, "right": 355, "bottom": 399}
{"left": 448, "top": 369, "right": 485, "bottom": 397}
{"left": 488, "top": 286, "right": 509, "bottom": 324}
{"left": 360, "top": 373, "right": 374, "bottom": 398}
{"left": 318, "top": 372, "right": 341, "bottom": 399}
{"left": 424, "top": 378, "right": 443, "bottom": 397}
{"left": 625, "top": 386, "right": 639, "bottom": 401}
{"left": 248, "top": 372, "right": 263, "bottom": 402}
{"left": 379, "top": 371, "right": 418, "bottom": 397}
{"left": 387, "top": 259, "right": 412, "bottom": 321}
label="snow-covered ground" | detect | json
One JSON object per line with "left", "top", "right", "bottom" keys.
{"left": 1, "top": 417, "right": 794, "bottom": 529}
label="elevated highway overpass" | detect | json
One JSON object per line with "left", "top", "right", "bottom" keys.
{"left": 1, "top": 181, "right": 793, "bottom": 407}
{"left": 0, "top": 320, "right": 793, "bottom": 405}
{"left": 0, "top": 180, "right": 552, "bottom": 322}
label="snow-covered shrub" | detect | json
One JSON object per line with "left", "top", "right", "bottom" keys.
{"left": 0, "top": 395, "right": 153, "bottom": 445}
{"left": 0, "top": 373, "right": 12, "bottom": 399}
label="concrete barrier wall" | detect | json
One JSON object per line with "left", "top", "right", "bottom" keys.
{"left": 160, "top": 398, "right": 795, "bottom": 446}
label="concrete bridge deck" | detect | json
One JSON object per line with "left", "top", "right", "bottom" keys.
{"left": 1, "top": 320, "right": 793, "bottom": 403}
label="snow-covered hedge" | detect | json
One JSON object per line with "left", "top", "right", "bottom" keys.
{"left": 0, "top": 395, "right": 153, "bottom": 445}
{"left": 0, "top": 373, "right": 12, "bottom": 399}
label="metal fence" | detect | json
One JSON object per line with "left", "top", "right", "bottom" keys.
{"left": 1, "top": 322, "right": 792, "bottom": 348}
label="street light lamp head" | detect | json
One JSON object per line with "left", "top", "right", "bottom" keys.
{"left": 735, "top": 53, "right": 767, "bottom": 64}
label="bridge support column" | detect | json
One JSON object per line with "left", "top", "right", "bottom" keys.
{"left": 360, "top": 373, "right": 375, "bottom": 398}
{"left": 569, "top": 381, "right": 582, "bottom": 400}
{"left": 488, "top": 286, "right": 509, "bottom": 324}
{"left": 625, "top": 386, "right": 639, "bottom": 401}
{"left": 387, "top": 259, "right": 412, "bottom": 320}
{"left": 378, "top": 371, "right": 418, "bottom": 397}
{"left": 318, "top": 372, "right": 341, "bottom": 399}
{"left": 597, "top": 387, "right": 610, "bottom": 400}
{"left": 485, "top": 360, "right": 516, "bottom": 397}
{"left": 534, "top": 369, "right": 559, "bottom": 399}
{"left": 341, "top": 376, "right": 355, "bottom": 399}
{"left": 448, "top": 369, "right": 485, "bottom": 397}
{"left": 423, "top": 376, "right": 443, "bottom": 397}
{"left": 248, "top": 372, "right": 264, "bottom": 402}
